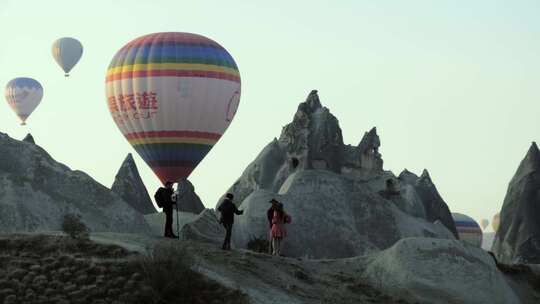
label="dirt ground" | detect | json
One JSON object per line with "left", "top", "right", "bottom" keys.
{"left": 90, "top": 232, "right": 413, "bottom": 304}
{"left": 6, "top": 232, "right": 538, "bottom": 304}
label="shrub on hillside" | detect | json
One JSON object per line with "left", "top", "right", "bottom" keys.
{"left": 247, "top": 235, "right": 270, "bottom": 253}
{"left": 137, "top": 243, "right": 248, "bottom": 304}
{"left": 61, "top": 213, "right": 90, "bottom": 241}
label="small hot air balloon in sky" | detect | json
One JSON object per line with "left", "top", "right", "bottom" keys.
{"left": 480, "top": 218, "right": 489, "bottom": 230}
{"left": 452, "top": 213, "right": 483, "bottom": 247}
{"left": 5, "top": 78, "right": 43, "bottom": 126}
{"left": 105, "top": 32, "right": 241, "bottom": 184}
{"left": 52, "top": 37, "right": 83, "bottom": 77}
{"left": 492, "top": 212, "right": 500, "bottom": 232}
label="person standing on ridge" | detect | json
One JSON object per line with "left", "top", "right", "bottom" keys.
{"left": 270, "top": 202, "right": 291, "bottom": 256}
{"left": 154, "top": 181, "right": 177, "bottom": 238}
{"left": 267, "top": 199, "right": 280, "bottom": 253}
{"left": 217, "top": 193, "right": 243, "bottom": 250}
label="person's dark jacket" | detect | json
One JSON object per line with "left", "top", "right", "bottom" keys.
{"left": 154, "top": 187, "right": 174, "bottom": 209}
{"left": 218, "top": 199, "right": 243, "bottom": 224}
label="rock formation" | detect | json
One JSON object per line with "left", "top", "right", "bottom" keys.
{"left": 180, "top": 209, "right": 223, "bottom": 244}
{"left": 233, "top": 171, "right": 454, "bottom": 258}
{"left": 492, "top": 142, "right": 540, "bottom": 264}
{"left": 218, "top": 90, "right": 394, "bottom": 209}
{"left": 111, "top": 154, "right": 156, "bottom": 215}
{"left": 355, "top": 127, "right": 383, "bottom": 171}
{"left": 144, "top": 211, "right": 198, "bottom": 236}
{"left": 22, "top": 133, "right": 35, "bottom": 144}
{"left": 0, "top": 133, "right": 150, "bottom": 234}
{"left": 175, "top": 178, "right": 205, "bottom": 214}
{"left": 364, "top": 238, "right": 520, "bottom": 304}
{"left": 207, "top": 91, "right": 457, "bottom": 258}
{"left": 398, "top": 169, "right": 459, "bottom": 238}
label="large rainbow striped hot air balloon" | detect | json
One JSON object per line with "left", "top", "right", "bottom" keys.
{"left": 452, "top": 213, "right": 483, "bottom": 247}
{"left": 5, "top": 78, "right": 43, "bottom": 126}
{"left": 105, "top": 32, "right": 241, "bottom": 184}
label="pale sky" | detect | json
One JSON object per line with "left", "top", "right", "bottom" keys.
{"left": 0, "top": 1, "right": 539, "bottom": 230}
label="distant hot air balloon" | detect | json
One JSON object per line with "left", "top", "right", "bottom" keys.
{"left": 492, "top": 212, "right": 500, "bottom": 232}
{"left": 52, "top": 37, "right": 83, "bottom": 77}
{"left": 105, "top": 32, "right": 241, "bottom": 184}
{"left": 452, "top": 213, "right": 483, "bottom": 247}
{"left": 5, "top": 78, "right": 43, "bottom": 125}
{"left": 480, "top": 218, "right": 489, "bottom": 230}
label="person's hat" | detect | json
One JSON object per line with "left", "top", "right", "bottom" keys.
{"left": 269, "top": 198, "right": 279, "bottom": 204}
{"left": 226, "top": 193, "right": 234, "bottom": 199}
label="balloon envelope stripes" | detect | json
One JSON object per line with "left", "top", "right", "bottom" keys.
{"left": 5, "top": 77, "right": 43, "bottom": 126}
{"left": 105, "top": 32, "right": 241, "bottom": 184}
{"left": 452, "top": 213, "right": 483, "bottom": 247}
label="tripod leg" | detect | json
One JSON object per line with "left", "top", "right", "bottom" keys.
{"left": 176, "top": 205, "right": 180, "bottom": 239}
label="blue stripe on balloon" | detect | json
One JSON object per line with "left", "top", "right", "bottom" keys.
{"left": 133, "top": 144, "right": 212, "bottom": 163}
{"left": 454, "top": 221, "right": 480, "bottom": 228}
{"left": 7, "top": 78, "right": 42, "bottom": 90}
{"left": 109, "top": 44, "right": 237, "bottom": 68}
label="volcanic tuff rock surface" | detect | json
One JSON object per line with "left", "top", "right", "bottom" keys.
{"left": 175, "top": 178, "right": 205, "bottom": 214}
{"left": 111, "top": 153, "right": 156, "bottom": 215}
{"left": 492, "top": 142, "right": 540, "bottom": 264}
{"left": 144, "top": 211, "right": 198, "bottom": 237}
{"left": 364, "top": 238, "right": 521, "bottom": 304}
{"left": 79, "top": 232, "right": 540, "bottom": 304}
{"left": 206, "top": 90, "right": 458, "bottom": 258}
{"left": 180, "top": 209, "right": 224, "bottom": 244}
{"left": 216, "top": 90, "right": 389, "bottom": 207}
{"left": 22, "top": 133, "right": 35, "bottom": 144}
{"left": 0, "top": 133, "right": 150, "bottom": 234}
{"left": 398, "top": 169, "right": 459, "bottom": 238}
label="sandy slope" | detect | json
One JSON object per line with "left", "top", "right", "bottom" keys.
{"left": 6, "top": 231, "right": 535, "bottom": 304}
{"left": 90, "top": 232, "right": 410, "bottom": 304}
{"left": 89, "top": 232, "right": 540, "bottom": 304}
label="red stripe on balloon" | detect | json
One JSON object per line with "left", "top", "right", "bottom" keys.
{"left": 151, "top": 166, "right": 195, "bottom": 185}
{"left": 124, "top": 131, "right": 222, "bottom": 140}
{"left": 148, "top": 160, "right": 198, "bottom": 167}
{"left": 106, "top": 70, "right": 240, "bottom": 83}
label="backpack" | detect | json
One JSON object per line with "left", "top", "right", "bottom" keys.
{"left": 154, "top": 188, "right": 164, "bottom": 208}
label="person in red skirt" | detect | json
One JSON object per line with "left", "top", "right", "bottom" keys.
{"left": 270, "top": 201, "right": 292, "bottom": 256}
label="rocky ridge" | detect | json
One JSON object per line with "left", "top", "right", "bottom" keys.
{"left": 0, "top": 133, "right": 150, "bottom": 234}
{"left": 111, "top": 153, "right": 156, "bottom": 215}
{"left": 198, "top": 90, "right": 459, "bottom": 258}
{"left": 492, "top": 142, "right": 540, "bottom": 264}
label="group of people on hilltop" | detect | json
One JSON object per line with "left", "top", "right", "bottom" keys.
{"left": 217, "top": 194, "right": 291, "bottom": 255}
{"left": 154, "top": 181, "right": 292, "bottom": 256}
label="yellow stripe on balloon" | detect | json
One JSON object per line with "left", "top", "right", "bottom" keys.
{"left": 128, "top": 137, "right": 218, "bottom": 146}
{"left": 106, "top": 63, "right": 240, "bottom": 77}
